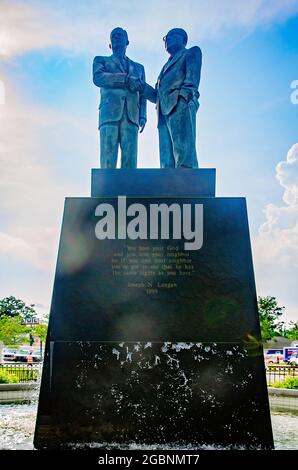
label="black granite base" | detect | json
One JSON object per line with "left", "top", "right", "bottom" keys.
{"left": 35, "top": 341, "right": 272, "bottom": 449}
{"left": 34, "top": 169, "right": 274, "bottom": 449}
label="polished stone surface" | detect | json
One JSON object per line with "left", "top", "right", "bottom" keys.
{"left": 35, "top": 191, "right": 273, "bottom": 449}
{"left": 35, "top": 341, "right": 272, "bottom": 449}
{"left": 91, "top": 168, "right": 216, "bottom": 197}
{"left": 47, "top": 197, "right": 258, "bottom": 342}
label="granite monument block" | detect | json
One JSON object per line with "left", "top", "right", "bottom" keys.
{"left": 34, "top": 170, "right": 274, "bottom": 449}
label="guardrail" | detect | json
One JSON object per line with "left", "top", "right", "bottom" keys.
{"left": 266, "top": 364, "right": 298, "bottom": 386}
{"left": 0, "top": 362, "right": 42, "bottom": 382}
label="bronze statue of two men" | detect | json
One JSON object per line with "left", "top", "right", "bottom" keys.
{"left": 93, "top": 27, "right": 202, "bottom": 169}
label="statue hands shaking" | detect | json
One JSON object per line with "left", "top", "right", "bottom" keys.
{"left": 125, "top": 75, "right": 146, "bottom": 133}
{"left": 126, "top": 75, "right": 143, "bottom": 93}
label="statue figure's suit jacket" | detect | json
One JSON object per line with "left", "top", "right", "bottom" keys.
{"left": 93, "top": 55, "right": 147, "bottom": 127}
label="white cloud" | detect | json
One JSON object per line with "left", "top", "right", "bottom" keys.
{"left": 0, "top": 231, "right": 34, "bottom": 260}
{"left": 0, "top": 0, "right": 298, "bottom": 58}
{"left": 0, "top": 227, "right": 58, "bottom": 271}
{"left": 0, "top": 226, "right": 59, "bottom": 274}
{"left": 0, "top": 100, "right": 61, "bottom": 271}
{"left": 276, "top": 143, "right": 298, "bottom": 206}
{"left": 0, "top": 75, "right": 96, "bottom": 270}
{"left": 257, "top": 143, "right": 298, "bottom": 259}
{"left": 253, "top": 144, "right": 298, "bottom": 321}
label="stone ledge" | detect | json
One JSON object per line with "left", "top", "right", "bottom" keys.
{"left": 268, "top": 387, "right": 298, "bottom": 397}
{"left": 0, "top": 383, "right": 38, "bottom": 391}
{"left": 91, "top": 168, "right": 216, "bottom": 198}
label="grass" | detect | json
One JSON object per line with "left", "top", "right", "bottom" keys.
{"left": 271, "top": 377, "right": 298, "bottom": 389}
{"left": 0, "top": 370, "right": 19, "bottom": 384}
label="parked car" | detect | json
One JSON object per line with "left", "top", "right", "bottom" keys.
{"left": 289, "top": 353, "right": 298, "bottom": 366}
{"left": 2, "top": 348, "right": 18, "bottom": 362}
{"left": 264, "top": 352, "right": 284, "bottom": 364}
{"left": 11, "top": 350, "right": 42, "bottom": 363}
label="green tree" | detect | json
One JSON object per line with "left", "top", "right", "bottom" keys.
{"left": 0, "top": 296, "right": 36, "bottom": 321}
{"left": 29, "top": 323, "right": 48, "bottom": 343}
{"left": 258, "top": 296, "right": 285, "bottom": 343}
{"left": 0, "top": 315, "right": 29, "bottom": 346}
{"left": 284, "top": 321, "right": 298, "bottom": 340}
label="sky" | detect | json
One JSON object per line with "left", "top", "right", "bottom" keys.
{"left": 0, "top": 0, "right": 297, "bottom": 322}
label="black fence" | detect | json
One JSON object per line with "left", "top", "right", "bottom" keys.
{"left": 0, "top": 362, "right": 42, "bottom": 383}
{"left": 1, "top": 361, "right": 297, "bottom": 385}
{"left": 266, "top": 364, "right": 298, "bottom": 386}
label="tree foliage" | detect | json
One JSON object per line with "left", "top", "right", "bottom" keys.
{"left": 284, "top": 322, "right": 298, "bottom": 341}
{"left": 29, "top": 324, "right": 48, "bottom": 343}
{"left": 0, "top": 315, "right": 28, "bottom": 345}
{"left": 0, "top": 296, "right": 48, "bottom": 346}
{"left": 0, "top": 296, "right": 36, "bottom": 321}
{"left": 258, "top": 296, "right": 285, "bottom": 343}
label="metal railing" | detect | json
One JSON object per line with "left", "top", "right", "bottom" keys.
{"left": 1, "top": 361, "right": 297, "bottom": 386}
{"left": 0, "top": 362, "right": 42, "bottom": 383}
{"left": 266, "top": 364, "right": 298, "bottom": 386}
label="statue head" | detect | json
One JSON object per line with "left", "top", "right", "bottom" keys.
{"left": 163, "top": 28, "right": 188, "bottom": 55}
{"left": 109, "top": 27, "right": 129, "bottom": 55}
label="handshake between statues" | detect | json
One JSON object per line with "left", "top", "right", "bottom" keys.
{"left": 126, "top": 75, "right": 146, "bottom": 134}
{"left": 126, "top": 75, "right": 144, "bottom": 94}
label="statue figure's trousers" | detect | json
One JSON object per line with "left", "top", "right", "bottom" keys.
{"left": 158, "top": 97, "right": 198, "bottom": 168}
{"left": 100, "top": 107, "right": 138, "bottom": 168}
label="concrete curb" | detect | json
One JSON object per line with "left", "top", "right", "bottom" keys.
{"left": 0, "top": 383, "right": 38, "bottom": 391}
{"left": 268, "top": 387, "right": 298, "bottom": 397}
{"left": 0, "top": 382, "right": 39, "bottom": 404}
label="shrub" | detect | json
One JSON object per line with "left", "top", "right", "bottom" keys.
{"left": 0, "top": 370, "right": 19, "bottom": 384}
{"left": 272, "top": 377, "right": 298, "bottom": 389}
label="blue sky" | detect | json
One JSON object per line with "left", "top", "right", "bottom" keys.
{"left": 0, "top": 0, "right": 297, "bottom": 322}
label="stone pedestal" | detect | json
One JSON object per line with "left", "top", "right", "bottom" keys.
{"left": 91, "top": 168, "right": 216, "bottom": 197}
{"left": 34, "top": 169, "right": 274, "bottom": 449}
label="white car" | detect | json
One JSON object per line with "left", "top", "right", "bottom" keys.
{"left": 289, "top": 354, "right": 298, "bottom": 365}
{"left": 2, "top": 349, "right": 18, "bottom": 362}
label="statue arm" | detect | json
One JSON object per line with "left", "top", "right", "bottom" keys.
{"left": 139, "top": 66, "right": 147, "bottom": 121}
{"left": 93, "top": 57, "right": 127, "bottom": 89}
{"left": 180, "top": 46, "right": 202, "bottom": 100}
{"left": 142, "top": 82, "right": 158, "bottom": 104}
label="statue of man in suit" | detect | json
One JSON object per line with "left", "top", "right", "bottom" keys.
{"left": 142, "top": 28, "right": 202, "bottom": 168}
{"left": 93, "top": 28, "right": 147, "bottom": 168}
